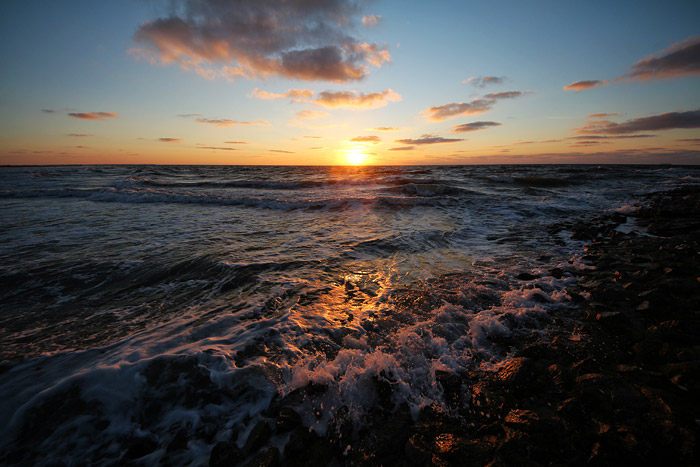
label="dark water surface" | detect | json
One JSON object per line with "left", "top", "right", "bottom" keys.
{"left": 1, "top": 165, "right": 698, "bottom": 465}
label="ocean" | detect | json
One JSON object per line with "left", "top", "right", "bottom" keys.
{"left": 1, "top": 164, "right": 698, "bottom": 465}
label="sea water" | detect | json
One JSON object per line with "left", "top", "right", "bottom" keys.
{"left": 1, "top": 164, "right": 698, "bottom": 465}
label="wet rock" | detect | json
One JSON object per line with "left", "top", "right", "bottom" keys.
{"left": 284, "top": 426, "right": 318, "bottom": 460}
{"left": 209, "top": 441, "right": 243, "bottom": 467}
{"left": 122, "top": 437, "right": 158, "bottom": 461}
{"left": 275, "top": 407, "right": 301, "bottom": 433}
{"left": 550, "top": 267, "right": 564, "bottom": 279}
{"left": 435, "top": 370, "right": 464, "bottom": 406}
{"left": 245, "top": 447, "right": 279, "bottom": 467}
{"left": 166, "top": 429, "right": 189, "bottom": 453}
{"left": 243, "top": 420, "right": 272, "bottom": 455}
{"left": 516, "top": 272, "right": 538, "bottom": 281}
{"left": 327, "top": 406, "right": 353, "bottom": 452}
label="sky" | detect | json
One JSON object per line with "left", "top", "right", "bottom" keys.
{"left": 1, "top": 0, "right": 699, "bottom": 166}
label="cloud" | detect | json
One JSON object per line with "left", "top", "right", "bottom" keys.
{"left": 422, "top": 91, "right": 531, "bottom": 121}
{"left": 67, "top": 133, "right": 92, "bottom": 137}
{"left": 195, "top": 118, "right": 270, "bottom": 127}
{"left": 68, "top": 112, "right": 119, "bottom": 120}
{"left": 389, "top": 146, "right": 415, "bottom": 151}
{"left": 350, "top": 135, "right": 381, "bottom": 143}
{"left": 362, "top": 15, "right": 381, "bottom": 26}
{"left": 395, "top": 134, "right": 463, "bottom": 145}
{"left": 368, "top": 126, "right": 401, "bottom": 132}
{"left": 421, "top": 98, "right": 493, "bottom": 121}
{"left": 463, "top": 76, "right": 506, "bottom": 87}
{"left": 563, "top": 80, "right": 608, "bottom": 92}
{"left": 620, "top": 35, "right": 700, "bottom": 82}
{"left": 74, "top": 145, "right": 88, "bottom": 149}
{"left": 132, "top": 0, "right": 390, "bottom": 83}
{"left": 177, "top": 113, "right": 202, "bottom": 118}
{"left": 588, "top": 113, "right": 621, "bottom": 119}
{"left": 484, "top": 91, "right": 532, "bottom": 100}
{"left": 270, "top": 149, "right": 294, "bottom": 153}
{"left": 577, "top": 109, "right": 700, "bottom": 134}
{"left": 42, "top": 109, "right": 55, "bottom": 113}
{"left": 251, "top": 88, "right": 313, "bottom": 102}
{"left": 224, "top": 141, "right": 248, "bottom": 144}
{"left": 304, "top": 136, "right": 323, "bottom": 139}
{"left": 677, "top": 138, "right": 700, "bottom": 143}
{"left": 197, "top": 146, "right": 237, "bottom": 151}
{"left": 450, "top": 121, "right": 501, "bottom": 133}
{"left": 159, "top": 137, "right": 183, "bottom": 143}
{"left": 567, "top": 134, "right": 655, "bottom": 140}
{"left": 295, "top": 110, "right": 329, "bottom": 120}
{"left": 313, "top": 89, "right": 401, "bottom": 109}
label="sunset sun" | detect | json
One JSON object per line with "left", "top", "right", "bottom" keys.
{"left": 345, "top": 148, "right": 367, "bottom": 165}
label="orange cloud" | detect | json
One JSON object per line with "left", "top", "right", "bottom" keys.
{"left": 197, "top": 146, "right": 238, "bottom": 151}
{"left": 251, "top": 88, "right": 313, "bottom": 102}
{"left": 68, "top": 112, "right": 119, "bottom": 120}
{"left": 313, "top": 89, "right": 401, "bottom": 109}
{"left": 195, "top": 118, "right": 270, "bottom": 127}
{"left": 224, "top": 141, "right": 248, "bottom": 144}
{"left": 67, "top": 133, "right": 92, "bottom": 137}
{"left": 563, "top": 80, "right": 608, "bottom": 92}
{"left": 133, "top": 2, "right": 390, "bottom": 82}
{"left": 295, "top": 110, "right": 329, "bottom": 120}
{"left": 588, "top": 113, "right": 621, "bottom": 118}
{"left": 620, "top": 35, "right": 700, "bottom": 82}
{"left": 159, "top": 138, "right": 183, "bottom": 143}
{"left": 362, "top": 15, "right": 381, "bottom": 26}
{"left": 389, "top": 146, "right": 415, "bottom": 151}
{"left": 368, "top": 127, "right": 401, "bottom": 132}
{"left": 350, "top": 135, "right": 381, "bottom": 143}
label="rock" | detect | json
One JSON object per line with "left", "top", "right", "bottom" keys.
{"left": 284, "top": 426, "right": 317, "bottom": 460}
{"left": 122, "top": 437, "right": 158, "bottom": 461}
{"left": 275, "top": 407, "right": 301, "bottom": 433}
{"left": 550, "top": 267, "right": 564, "bottom": 279}
{"left": 327, "top": 406, "right": 353, "bottom": 452}
{"left": 435, "top": 370, "right": 464, "bottom": 406}
{"left": 245, "top": 447, "right": 279, "bottom": 467}
{"left": 209, "top": 441, "right": 243, "bottom": 467}
{"left": 516, "top": 272, "right": 538, "bottom": 281}
{"left": 243, "top": 420, "right": 272, "bottom": 455}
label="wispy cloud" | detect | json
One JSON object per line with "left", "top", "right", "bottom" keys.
{"left": 67, "top": 133, "right": 92, "bottom": 137}
{"left": 576, "top": 109, "right": 700, "bottom": 134}
{"left": 563, "top": 80, "right": 608, "bottom": 92}
{"left": 389, "top": 146, "right": 415, "bottom": 151}
{"left": 567, "top": 134, "right": 655, "bottom": 140}
{"left": 177, "top": 113, "right": 202, "bottom": 118}
{"left": 295, "top": 110, "right": 329, "bottom": 120}
{"left": 677, "top": 138, "right": 700, "bottom": 143}
{"left": 463, "top": 76, "right": 506, "bottom": 87}
{"left": 362, "top": 15, "right": 381, "bottom": 26}
{"left": 484, "top": 91, "right": 532, "bottom": 100}
{"left": 270, "top": 149, "right": 295, "bottom": 154}
{"left": 396, "top": 134, "right": 463, "bottom": 145}
{"left": 422, "top": 91, "right": 531, "bottom": 121}
{"left": 132, "top": 0, "right": 390, "bottom": 82}
{"left": 251, "top": 88, "right": 313, "bottom": 102}
{"left": 350, "top": 135, "right": 381, "bottom": 143}
{"left": 196, "top": 118, "right": 270, "bottom": 127}
{"left": 197, "top": 145, "right": 238, "bottom": 151}
{"left": 588, "top": 113, "right": 621, "bottom": 118}
{"left": 450, "top": 121, "right": 501, "bottom": 133}
{"left": 68, "top": 112, "right": 119, "bottom": 120}
{"left": 42, "top": 109, "right": 55, "bottom": 113}
{"left": 367, "top": 126, "right": 401, "bottom": 132}
{"left": 421, "top": 99, "right": 493, "bottom": 121}
{"left": 159, "top": 137, "right": 183, "bottom": 143}
{"left": 619, "top": 35, "right": 700, "bottom": 82}
{"left": 224, "top": 141, "right": 248, "bottom": 144}
{"left": 313, "top": 89, "right": 401, "bottom": 109}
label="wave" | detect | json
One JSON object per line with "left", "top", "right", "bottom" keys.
{"left": 0, "top": 187, "right": 446, "bottom": 211}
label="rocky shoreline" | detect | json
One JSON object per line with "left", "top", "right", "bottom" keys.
{"left": 214, "top": 186, "right": 700, "bottom": 467}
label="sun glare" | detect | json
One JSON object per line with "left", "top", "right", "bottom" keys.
{"left": 346, "top": 148, "right": 367, "bottom": 165}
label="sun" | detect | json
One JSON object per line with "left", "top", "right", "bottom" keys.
{"left": 346, "top": 148, "right": 367, "bottom": 165}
